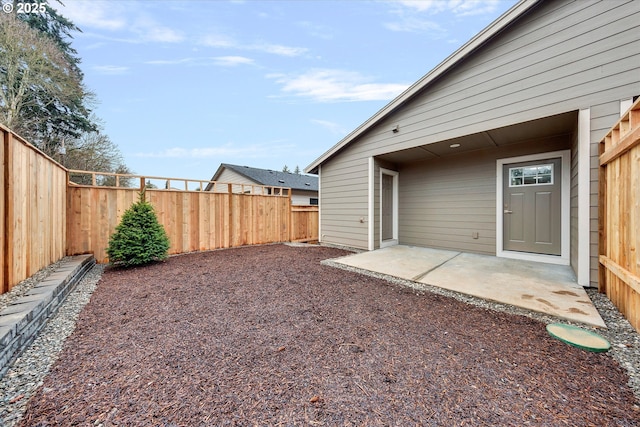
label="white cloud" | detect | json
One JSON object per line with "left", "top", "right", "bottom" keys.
{"left": 140, "top": 25, "right": 184, "bottom": 43}
{"left": 269, "top": 69, "right": 409, "bottom": 103}
{"left": 384, "top": 18, "right": 446, "bottom": 35}
{"left": 53, "top": 0, "right": 183, "bottom": 43}
{"left": 389, "top": 0, "right": 500, "bottom": 16}
{"left": 126, "top": 14, "right": 184, "bottom": 43}
{"left": 384, "top": 0, "right": 501, "bottom": 34}
{"left": 200, "top": 34, "right": 307, "bottom": 57}
{"left": 311, "top": 119, "right": 348, "bottom": 135}
{"left": 252, "top": 43, "right": 308, "bottom": 57}
{"left": 449, "top": 0, "right": 502, "bottom": 16}
{"left": 145, "top": 58, "right": 195, "bottom": 66}
{"left": 92, "top": 65, "right": 129, "bottom": 75}
{"left": 144, "top": 56, "right": 254, "bottom": 67}
{"left": 201, "top": 34, "right": 237, "bottom": 48}
{"left": 54, "top": 1, "right": 126, "bottom": 30}
{"left": 213, "top": 56, "right": 255, "bottom": 67}
{"left": 135, "top": 143, "right": 295, "bottom": 159}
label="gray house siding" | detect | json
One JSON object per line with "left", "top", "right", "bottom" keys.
{"left": 398, "top": 136, "right": 571, "bottom": 255}
{"left": 319, "top": 147, "right": 369, "bottom": 248}
{"left": 399, "top": 155, "right": 496, "bottom": 254}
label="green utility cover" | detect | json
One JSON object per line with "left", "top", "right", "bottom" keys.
{"left": 546, "top": 323, "right": 610, "bottom": 353}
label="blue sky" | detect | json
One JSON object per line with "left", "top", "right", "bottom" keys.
{"left": 54, "top": 0, "right": 518, "bottom": 181}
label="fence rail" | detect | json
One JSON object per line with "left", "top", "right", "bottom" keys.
{"left": 68, "top": 169, "right": 291, "bottom": 195}
{"left": 599, "top": 97, "right": 640, "bottom": 333}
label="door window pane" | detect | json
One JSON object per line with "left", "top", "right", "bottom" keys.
{"left": 509, "top": 164, "right": 553, "bottom": 187}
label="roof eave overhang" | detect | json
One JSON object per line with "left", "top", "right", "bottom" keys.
{"left": 304, "top": 0, "right": 541, "bottom": 174}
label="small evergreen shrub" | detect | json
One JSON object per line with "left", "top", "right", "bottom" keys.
{"left": 107, "top": 190, "right": 170, "bottom": 267}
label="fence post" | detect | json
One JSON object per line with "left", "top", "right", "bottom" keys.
{"left": 228, "top": 183, "right": 233, "bottom": 247}
{"left": 598, "top": 140, "right": 607, "bottom": 293}
{"left": 1, "top": 130, "right": 11, "bottom": 293}
{"left": 288, "top": 189, "right": 293, "bottom": 242}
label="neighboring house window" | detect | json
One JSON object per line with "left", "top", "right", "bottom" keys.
{"left": 509, "top": 164, "right": 553, "bottom": 186}
{"left": 310, "top": 198, "right": 318, "bottom": 205}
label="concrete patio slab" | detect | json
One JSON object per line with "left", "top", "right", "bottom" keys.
{"left": 333, "top": 245, "right": 605, "bottom": 328}
{"left": 335, "top": 245, "right": 460, "bottom": 280}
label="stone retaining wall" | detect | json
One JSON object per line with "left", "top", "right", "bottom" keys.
{"left": 0, "top": 255, "right": 95, "bottom": 378}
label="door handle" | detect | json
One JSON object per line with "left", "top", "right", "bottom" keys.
{"left": 504, "top": 209, "right": 513, "bottom": 214}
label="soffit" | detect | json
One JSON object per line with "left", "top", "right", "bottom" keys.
{"left": 378, "top": 110, "right": 577, "bottom": 164}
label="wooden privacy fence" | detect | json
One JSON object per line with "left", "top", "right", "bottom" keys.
{"left": 599, "top": 97, "right": 640, "bottom": 333}
{"left": 1, "top": 125, "right": 67, "bottom": 293}
{"left": 1, "top": 126, "right": 318, "bottom": 293}
{"left": 66, "top": 171, "right": 319, "bottom": 264}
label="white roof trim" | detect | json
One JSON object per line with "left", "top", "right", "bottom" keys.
{"left": 305, "top": 0, "right": 541, "bottom": 174}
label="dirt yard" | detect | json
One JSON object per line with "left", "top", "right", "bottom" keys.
{"left": 18, "top": 245, "right": 638, "bottom": 426}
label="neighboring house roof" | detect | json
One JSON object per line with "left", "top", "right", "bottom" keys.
{"left": 305, "top": 0, "right": 540, "bottom": 174}
{"left": 207, "top": 163, "right": 318, "bottom": 192}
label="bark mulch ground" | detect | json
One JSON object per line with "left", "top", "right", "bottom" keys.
{"left": 19, "top": 245, "right": 638, "bottom": 426}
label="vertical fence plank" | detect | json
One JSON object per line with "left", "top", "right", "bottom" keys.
{"left": 1, "top": 129, "right": 8, "bottom": 293}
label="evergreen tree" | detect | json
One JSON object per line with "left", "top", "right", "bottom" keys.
{"left": 107, "top": 191, "right": 170, "bottom": 267}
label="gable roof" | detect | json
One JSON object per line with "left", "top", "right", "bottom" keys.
{"left": 305, "top": 0, "right": 541, "bottom": 174}
{"left": 209, "top": 163, "right": 318, "bottom": 192}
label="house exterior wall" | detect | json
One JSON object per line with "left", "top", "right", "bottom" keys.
{"left": 291, "top": 190, "right": 318, "bottom": 206}
{"left": 216, "top": 169, "right": 256, "bottom": 186}
{"left": 318, "top": 0, "right": 640, "bottom": 278}
{"left": 210, "top": 168, "right": 264, "bottom": 194}
{"left": 397, "top": 136, "right": 571, "bottom": 255}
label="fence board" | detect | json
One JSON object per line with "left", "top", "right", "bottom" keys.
{"left": 1, "top": 128, "right": 7, "bottom": 292}
{"left": 599, "top": 97, "right": 640, "bottom": 333}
